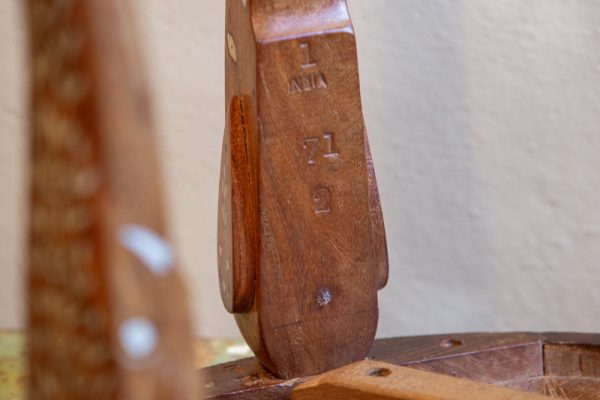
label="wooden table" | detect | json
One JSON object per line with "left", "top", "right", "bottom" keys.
{"left": 201, "top": 332, "right": 600, "bottom": 399}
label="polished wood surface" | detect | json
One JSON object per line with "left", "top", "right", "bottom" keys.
{"left": 218, "top": 0, "right": 388, "bottom": 379}
{"left": 201, "top": 332, "right": 600, "bottom": 399}
{"left": 25, "top": 0, "right": 198, "bottom": 398}
{"left": 292, "top": 360, "right": 551, "bottom": 400}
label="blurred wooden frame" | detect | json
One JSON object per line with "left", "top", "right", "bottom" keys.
{"left": 26, "top": 0, "right": 198, "bottom": 398}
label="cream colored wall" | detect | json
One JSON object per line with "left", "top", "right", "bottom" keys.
{"left": 2, "top": 1, "right": 600, "bottom": 339}
{"left": 0, "top": 0, "right": 27, "bottom": 331}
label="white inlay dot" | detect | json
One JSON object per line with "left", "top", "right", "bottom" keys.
{"left": 119, "top": 317, "right": 158, "bottom": 360}
{"left": 119, "top": 224, "right": 174, "bottom": 276}
{"left": 227, "top": 33, "right": 237, "bottom": 62}
{"left": 226, "top": 344, "right": 251, "bottom": 356}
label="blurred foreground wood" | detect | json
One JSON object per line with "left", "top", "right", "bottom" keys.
{"left": 25, "top": 0, "right": 198, "bottom": 398}
{"left": 201, "top": 332, "right": 600, "bottom": 399}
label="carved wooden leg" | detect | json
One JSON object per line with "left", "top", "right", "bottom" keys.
{"left": 218, "top": 0, "right": 389, "bottom": 379}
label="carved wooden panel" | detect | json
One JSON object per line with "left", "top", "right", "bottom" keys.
{"left": 218, "top": 0, "right": 389, "bottom": 379}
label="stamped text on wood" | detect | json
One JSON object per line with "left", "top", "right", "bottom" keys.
{"left": 218, "top": 0, "right": 389, "bottom": 379}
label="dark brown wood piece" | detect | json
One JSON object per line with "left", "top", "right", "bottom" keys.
{"left": 200, "top": 333, "right": 600, "bottom": 399}
{"left": 218, "top": 0, "right": 388, "bottom": 380}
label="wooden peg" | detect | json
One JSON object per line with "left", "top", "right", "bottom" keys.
{"left": 218, "top": 0, "right": 388, "bottom": 378}
{"left": 292, "top": 360, "right": 552, "bottom": 400}
{"left": 25, "top": 0, "right": 198, "bottom": 398}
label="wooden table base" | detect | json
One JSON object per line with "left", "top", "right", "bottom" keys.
{"left": 201, "top": 332, "right": 600, "bottom": 399}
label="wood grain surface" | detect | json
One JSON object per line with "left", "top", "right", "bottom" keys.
{"left": 218, "top": 0, "right": 388, "bottom": 379}
{"left": 201, "top": 332, "right": 600, "bottom": 399}
{"left": 292, "top": 360, "right": 552, "bottom": 400}
{"left": 25, "top": 0, "right": 198, "bottom": 398}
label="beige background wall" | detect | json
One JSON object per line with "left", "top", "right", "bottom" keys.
{"left": 2, "top": 1, "right": 600, "bottom": 339}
